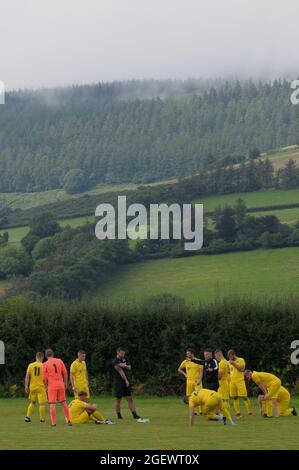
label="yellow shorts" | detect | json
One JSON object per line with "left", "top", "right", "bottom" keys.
{"left": 203, "top": 393, "right": 222, "bottom": 417}
{"left": 218, "top": 382, "right": 230, "bottom": 400}
{"left": 70, "top": 410, "right": 90, "bottom": 424}
{"left": 230, "top": 381, "right": 247, "bottom": 397}
{"left": 74, "top": 384, "right": 90, "bottom": 399}
{"left": 29, "top": 386, "right": 47, "bottom": 403}
{"left": 186, "top": 381, "right": 202, "bottom": 396}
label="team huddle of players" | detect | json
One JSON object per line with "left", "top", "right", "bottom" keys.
{"left": 24, "top": 346, "right": 297, "bottom": 427}
{"left": 178, "top": 348, "right": 297, "bottom": 425}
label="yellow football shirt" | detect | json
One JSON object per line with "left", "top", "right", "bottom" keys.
{"left": 179, "top": 359, "right": 203, "bottom": 382}
{"left": 69, "top": 399, "right": 88, "bottom": 419}
{"left": 189, "top": 389, "right": 215, "bottom": 408}
{"left": 229, "top": 357, "right": 245, "bottom": 383}
{"left": 252, "top": 371, "right": 279, "bottom": 387}
{"left": 26, "top": 361, "right": 44, "bottom": 388}
{"left": 70, "top": 359, "right": 88, "bottom": 389}
{"left": 218, "top": 358, "right": 230, "bottom": 385}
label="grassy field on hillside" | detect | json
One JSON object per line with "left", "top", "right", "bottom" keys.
{"left": 0, "top": 397, "right": 298, "bottom": 450}
{"left": 96, "top": 247, "right": 299, "bottom": 303}
{"left": 265, "top": 146, "right": 299, "bottom": 169}
{"left": 251, "top": 207, "right": 299, "bottom": 225}
{"left": 197, "top": 189, "right": 299, "bottom": 212}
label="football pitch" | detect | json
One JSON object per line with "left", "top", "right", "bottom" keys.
{"left": 0, "top": 396, "right": 298, "bottom": 450}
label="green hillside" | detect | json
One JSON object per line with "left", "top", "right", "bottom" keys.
{"left": 96, "top": 247, "right": 299, "bottom": 303}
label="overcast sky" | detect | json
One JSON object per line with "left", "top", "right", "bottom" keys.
{"left": 1, "top": 0, "right": 299, "bottom": 90}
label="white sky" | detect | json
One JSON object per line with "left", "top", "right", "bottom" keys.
{"left": 1, "top": 0, "right": 299, "bottom": 90}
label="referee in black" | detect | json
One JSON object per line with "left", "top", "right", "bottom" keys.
{"left": 191, "top": 348, "right": 219, "bottom": 391}
{"left": 112, "top": 346, "right": 141, "bottom": 420}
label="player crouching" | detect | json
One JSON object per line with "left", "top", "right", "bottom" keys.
{"left": 184, "top": 389, "right": 234, "bottom": 426}
{"left": 69, "top": 391, "right": 114, "bottom": 425}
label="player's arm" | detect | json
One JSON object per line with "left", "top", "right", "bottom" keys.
{"left": 25, "top": 371, "right": 30, "bottom": 394}
{"left": 191, "top": 359, "right": 205, "bottom": 365}
{"left": 196, "top": 367, "right": 203, "bottom": 385}
{"left": 178, "top": 366, "right": 187, "bottom": 379}
{"left": 42, "top": 364, "right": 48, "bottom": 390}
{"left": 86, "top": 403, "right": 97, "bottom": 412}
{"left": 70, "top": 372, "right": 77, "bottom": 393}
{"left": 256, "top": 382, "right": 268, "bottom": 398}
{"left": 189, "top": 406, "right": 195, "bottom": 425}
{"left": 230, "top": 360, "right": 245, "bottom": 372}
{"left": 208, "top": 358, "right": 218, "bottom": 372}
{"left": 115, "top": 365, "right": 129, "bottom": 387}
{"left": 61, "top": 360, "right": 68, "bottom": 389}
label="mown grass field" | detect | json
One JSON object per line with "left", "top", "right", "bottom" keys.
{"left": 251, "top": 207, "right": 299, "bottom": 225}
{"left": 97, "top": 247, "right": 299, "bottom": 303}
{"left": 196, "top": 188, "right": 299, "bottom": 212}
{"left": 0, "top": 397, "right": 298, "bottom": 450}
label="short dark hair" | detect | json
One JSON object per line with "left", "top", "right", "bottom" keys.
{"left": 227, "top": 349, "right": 235, "bottom": 356}
{"left": 186, "top": 348, "right": 195, "bottom": 354}
{"left": 77, "top": 350, "right": 86, "bottom": 355}
{"left": 45, "top": 348, "right": 54, "bottom": 358}
{"left": 204, "top": 348, "right": 213, "bottom": 353}
{"left": 78, "top": 390, "right": 88, "bottom": 397}
{"left": 117, "top": 347, "right": 125, "bottom": 353}
{"left": 214, "top": 349, "right": 223, "bottom": 355}
{"left": 36, "top": 352, "right": 44, "bottom": 360}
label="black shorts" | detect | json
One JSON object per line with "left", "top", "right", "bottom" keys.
{"left": 114, "top": 381, "right": 133, "bottom": 399}
{"left": 205, "top": 383, "right": 219, "bottom": 392}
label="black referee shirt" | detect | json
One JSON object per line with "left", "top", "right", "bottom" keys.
{"left": 192, "top": 358, "right": 219, "bottom": 391}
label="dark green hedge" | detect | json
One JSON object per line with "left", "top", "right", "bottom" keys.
{"left": 0, "top": 296, "right": 298, "bottom": 397}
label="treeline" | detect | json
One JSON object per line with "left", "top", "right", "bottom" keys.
{"left": 0, "top": 79, "right": 299, "bottom": 192}
{"left": 0, "top": 297, "right": 298, "bottom": 396}
{"left": 1, "top": 157, "right": 299, "bottom": 230}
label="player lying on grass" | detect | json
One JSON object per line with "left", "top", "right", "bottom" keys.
{"left": 178, "top": 348, "right": 203, "bottom": 414}
{"left": 245, "top": 370, "right": 284, "bottom": 417}
{"left": 228, "top": 349, "right": 252, "bottom": 418}
{"left": 25, "top": 352, "right": 47, "bottom": 423}
{"left": 69, "top": 391, "right": 114, "bottom": 424}
{"left": 184, "top": 389, "right": 235, "bottom": 426}
{"left": 257, "top": 386, "right": 297, "bottom": 418}
{"left": 42, "top": 348, "right": 71, "bottom": 427}
{"left": 70, "top": 350, "right": 90, "bottom": 399}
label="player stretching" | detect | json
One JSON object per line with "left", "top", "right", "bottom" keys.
{"left": 69, "top": 390, "right": 114, "bottom": 424}
{"left": 70, "top": 350, "right": 90, "bottom": 399}
{"left": 245, "top": 370, "right": 281, "bottom": 417}
{"left": 42, "top": 349, "right": 71, "bottom": 427}
{"left": 214, "top": 349, "right": 231, "bottom": 419}
{"left": 113, "top": 347, "right": 141, "bottom": 420}
{"left": 178, "top": 348, "right": 203, "bottom": 413}
{"left": 25, "top": 352, "right": 47, "bottom": 423}
{"left": 258, "top": 386, "right": 297, "bottom": 418}
{"left": 228, "top": 349, "right": 252, "bottom": 418}
{"left": 184, "top": 389, "right": 234, "bottom": 426}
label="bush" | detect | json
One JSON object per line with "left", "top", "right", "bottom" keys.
{"left": 0, "top": 296, "right": 298, "bottom": 396}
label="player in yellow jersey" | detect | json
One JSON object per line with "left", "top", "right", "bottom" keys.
{"left": 228, "top": 350, "right": 252, "bottom": 418}
{"left": 24, "top": 352, "right": 47, "bottom": 423}
{"left": 69, "top": 390, "right": 114, "bottom": 424}
{"left": 184, "top": 389, "right": 234, "bottom": 426}
{"left": 178, "top": 348, "right": 203, "bottom": 414}
{"left": 258, "top": 386, "right": 297, "bottom": 418}
{"left": 214, "top": 349, "right": 231, "bottom": 418}
{"left": 70, "top": 350, "right": 90, "bottom": 399}
{"left": 245, "top": 370, "right": 281, "bottom": 417}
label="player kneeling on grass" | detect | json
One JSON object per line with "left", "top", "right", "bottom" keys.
{"left": 184, "top": 389, "right": 234, "bottom": 426}
{"left": 25, "top": 352, "right": 47, "bottom": 423}
{"left": 245, "top": 370, "right": 281, "bottom": 418}
{"left": 257, "top": 386, "right": 297, "bottom": 418}
{"left": 69, "top": 391, "right": 114, "bottom": 424}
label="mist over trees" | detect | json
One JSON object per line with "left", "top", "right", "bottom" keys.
{"left": 0, "top": 79, "right": 298, "bottom": 193}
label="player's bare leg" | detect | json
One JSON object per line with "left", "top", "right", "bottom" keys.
{"left": 115, "top": 397, "right": 123, "bottom": 419}
{"left": 125, "top": 396, "right": 140, "bottom": 419}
